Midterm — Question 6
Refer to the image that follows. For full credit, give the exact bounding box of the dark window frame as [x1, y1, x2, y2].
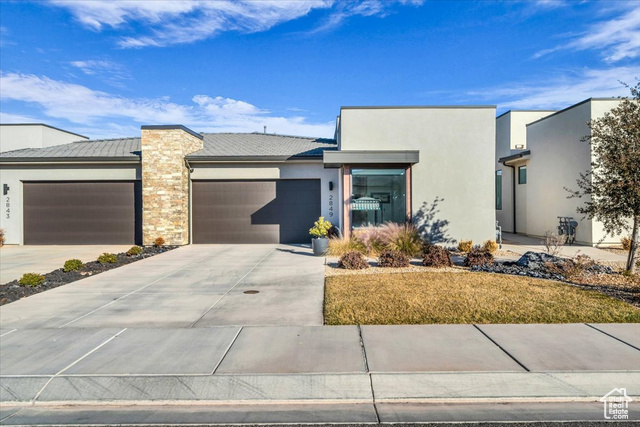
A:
[518, 165, 527, 185]
[495, 170, 503, 210]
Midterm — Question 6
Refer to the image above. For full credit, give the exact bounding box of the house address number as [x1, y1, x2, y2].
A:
[328, 194, 334, 217]
[4, 196, 10, 219]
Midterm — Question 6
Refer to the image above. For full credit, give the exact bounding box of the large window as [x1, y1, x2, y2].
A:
[518, 165, 527, 185]
[495, 170, 502, 210]
[351, 169, 406, 227]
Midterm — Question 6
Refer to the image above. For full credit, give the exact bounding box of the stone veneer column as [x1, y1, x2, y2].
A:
[140, 125, 203, 246]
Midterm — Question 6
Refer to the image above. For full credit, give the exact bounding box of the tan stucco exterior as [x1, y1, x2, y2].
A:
[338, 106, 497, 244]
[495, 111, 555, 233]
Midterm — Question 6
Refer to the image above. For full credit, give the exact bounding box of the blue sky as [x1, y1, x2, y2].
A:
[1, 0, 639, 139]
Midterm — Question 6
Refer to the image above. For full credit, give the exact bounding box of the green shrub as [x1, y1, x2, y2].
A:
[380, 222, 423, 256]
[464, 248, 494, 267]
[458, 240, 473, 253]
[63, 259, 83, 272]
[378, 249, 410, 268]
[309, 217, 332, 238]
[154, 237, 165, 247]
[19, 273, 45, 287]
[338, 251, 369, 270]
[422, 244, 453, 267]
[127, 245, 143, 256]
[621, 236, 632, 251]
[327, 236, 366, 256]
[97, 253, 117, 264]
[483, 240, 499, 254]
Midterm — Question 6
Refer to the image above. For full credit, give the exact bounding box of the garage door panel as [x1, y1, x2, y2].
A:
[192, 180, 320, 244]
[23, 181, 140, 245]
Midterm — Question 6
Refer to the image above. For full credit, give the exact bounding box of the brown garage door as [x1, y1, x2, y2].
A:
[23, 181, 141, 245]
[192, 180, 321, 244]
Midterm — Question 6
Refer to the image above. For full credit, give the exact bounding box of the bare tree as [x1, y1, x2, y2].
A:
[567, 82, 640, 273]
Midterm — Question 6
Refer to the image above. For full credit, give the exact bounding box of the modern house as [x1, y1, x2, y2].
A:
[0, 123, 89, 152]
[0, 106, 497, 246]
[496, 98, 627, 246]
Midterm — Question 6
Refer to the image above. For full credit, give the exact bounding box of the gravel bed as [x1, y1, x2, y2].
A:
[0, 246, 177, 305]
[325, 258, 463, 276]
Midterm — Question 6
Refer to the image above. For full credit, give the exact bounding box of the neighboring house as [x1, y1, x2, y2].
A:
[0, 105, 497, 246]
[496, 98, 627, 246]
[0, 123, 89, 152]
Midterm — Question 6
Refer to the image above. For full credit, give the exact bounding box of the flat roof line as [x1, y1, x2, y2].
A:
[496, 109, 557, 120]
[0, 123, 89, 139]
[141, 125, 203, 140]
[340, 105, 496, 111]
[526, 97, 621, 127]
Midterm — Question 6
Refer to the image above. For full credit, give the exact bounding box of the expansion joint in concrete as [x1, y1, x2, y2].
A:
[473, 324, 530, 372]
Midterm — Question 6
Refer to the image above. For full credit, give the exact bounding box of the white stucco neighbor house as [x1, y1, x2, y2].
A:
[0, 105, 497, 246]
[0, 123, 89, 152]
[495, 98, 629, 246]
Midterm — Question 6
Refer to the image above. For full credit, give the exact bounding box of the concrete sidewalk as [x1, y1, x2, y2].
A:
[1, 323, 639, 424]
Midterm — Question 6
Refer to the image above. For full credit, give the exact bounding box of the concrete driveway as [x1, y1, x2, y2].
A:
[0, 244, 325, 328]
[0, 245, 131, 284]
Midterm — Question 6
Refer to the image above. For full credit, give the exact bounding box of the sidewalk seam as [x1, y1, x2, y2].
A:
[0, 408, 22, 423]
[31, 328, 128, 404]
[211, 327, 243, 375]
[357, 325, 380, 423]
[585, 323, 640, 351]
[189, 248, 276, 328]
[473, 324, 530, 372]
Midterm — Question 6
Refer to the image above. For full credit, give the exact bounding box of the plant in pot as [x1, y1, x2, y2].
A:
[309, 217, 332, 256]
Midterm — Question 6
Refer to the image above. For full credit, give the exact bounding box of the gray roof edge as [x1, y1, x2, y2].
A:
[141, 125, 203, 140]
[186, 155, 323, 162]
[341, 105, 497, 111]
[202, 132, 337, 143]
[0, 123, 89, 139]
[496, 109, 557, 120]
[0, 156, 140, 164]
[323, 150, 419, 165]
[498, 150, 531, 164]
[526, 97, 622, 127]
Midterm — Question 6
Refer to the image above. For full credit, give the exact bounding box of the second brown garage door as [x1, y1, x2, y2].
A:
[192, 180, 321, 244]
[23, 181, 141, 245]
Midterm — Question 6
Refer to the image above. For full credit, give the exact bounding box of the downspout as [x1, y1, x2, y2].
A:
[504, 162, 517, 233]
[185, 158, 193, 245]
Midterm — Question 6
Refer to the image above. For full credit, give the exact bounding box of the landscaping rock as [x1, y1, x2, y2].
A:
[0, 245, 177, 305]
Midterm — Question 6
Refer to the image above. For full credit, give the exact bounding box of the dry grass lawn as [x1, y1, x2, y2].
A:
[324, 271, 640, 325]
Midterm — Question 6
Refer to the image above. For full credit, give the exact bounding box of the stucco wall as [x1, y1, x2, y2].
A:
[495, 111, 555, 233]
[525, 99, 623, 245]
[0, 125, 88, 152]
[0, 164, 140, 245]
[339, 107, 496, 244]
[190, 162, 341, 231]
[495, 114, 513, 232]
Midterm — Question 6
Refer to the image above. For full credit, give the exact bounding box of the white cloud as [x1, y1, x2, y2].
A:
[0, 72, 335, 138]
[534, 4, 640, 63]
[0, 111, 40, 124]
[49, 0, 423, 48]
[70, 59, 131, 87]
[468, 67, 640, 110]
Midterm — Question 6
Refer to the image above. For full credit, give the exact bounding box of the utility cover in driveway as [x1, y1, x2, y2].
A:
[192, 180, 320, 244]
[23, 181, 141, 245]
